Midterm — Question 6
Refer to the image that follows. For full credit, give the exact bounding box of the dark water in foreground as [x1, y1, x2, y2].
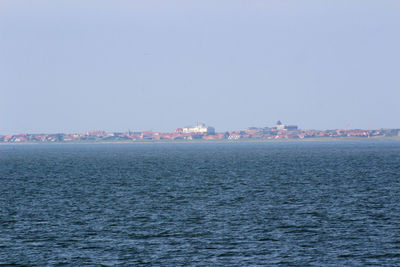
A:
[1, 141, 400, 266]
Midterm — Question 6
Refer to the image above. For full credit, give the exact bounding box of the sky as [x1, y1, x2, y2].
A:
[1, 0, 400, 134]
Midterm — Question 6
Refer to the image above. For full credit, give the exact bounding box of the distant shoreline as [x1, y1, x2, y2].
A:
[1, 136, 400, 145]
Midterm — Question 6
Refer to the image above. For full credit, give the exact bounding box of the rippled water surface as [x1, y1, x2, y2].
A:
[1, 141, 400, 266]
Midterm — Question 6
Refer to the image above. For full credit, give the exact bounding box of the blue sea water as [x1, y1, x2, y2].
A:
[1, 141, 400, 266]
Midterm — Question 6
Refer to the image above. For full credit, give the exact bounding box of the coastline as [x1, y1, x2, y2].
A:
[1, 136, 400, 145]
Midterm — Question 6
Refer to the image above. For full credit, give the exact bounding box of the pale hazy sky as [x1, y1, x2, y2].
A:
[1, 1, 399, 134]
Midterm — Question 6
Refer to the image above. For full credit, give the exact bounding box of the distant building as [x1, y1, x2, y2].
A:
[181, 123, 215, 134]
[245, 127, 260, 134]
[276, 120, 298, 131]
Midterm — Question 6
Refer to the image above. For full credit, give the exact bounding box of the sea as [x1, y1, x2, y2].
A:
[1, 141, 400, 266]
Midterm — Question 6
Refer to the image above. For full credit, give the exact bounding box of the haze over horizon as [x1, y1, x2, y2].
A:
[1, 1, 399, 135]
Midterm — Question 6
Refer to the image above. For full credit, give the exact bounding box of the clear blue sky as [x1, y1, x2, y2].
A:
[1, 1, 399, 134]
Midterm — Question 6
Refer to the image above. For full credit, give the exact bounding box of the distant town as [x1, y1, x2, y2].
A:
[1, 121, 400, 143]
